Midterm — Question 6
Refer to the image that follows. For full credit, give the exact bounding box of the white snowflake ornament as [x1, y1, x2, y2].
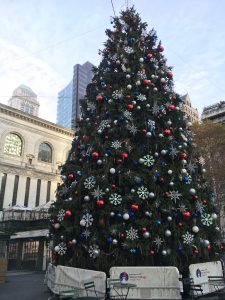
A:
[80, 213, 94, 227]
[55, 242, 67, 256]
[111, 140, 122, 149]
[201, 213, 213, 226]
[112, 90, 122, 99]
[182, 232, 194, 244]
[141, 154, 155, 167]
[124, 46, 134, 54]
[137, 186, 149, 199]
[84, 176, 96, 189]
[109, 194, 122, 206]
[126, 227, 139, 240]
[57, 209, 65, 222]
[88, 244, 100, 258]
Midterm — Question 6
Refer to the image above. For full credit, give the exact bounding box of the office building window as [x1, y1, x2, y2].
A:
[4, 133, 22, 156]
[12, 175, 19, 206]
[35, 179, 41, 207]
[0, 173, 7, 209]
[38, 143, 52, 163]
[24, 177, 31, 207]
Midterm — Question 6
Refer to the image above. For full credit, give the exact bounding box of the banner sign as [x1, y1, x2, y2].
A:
[109, 266, 182, 299]
[189, 261, 224, 295]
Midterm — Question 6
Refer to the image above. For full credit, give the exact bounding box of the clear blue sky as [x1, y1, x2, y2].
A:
[0, 0, 224, 122]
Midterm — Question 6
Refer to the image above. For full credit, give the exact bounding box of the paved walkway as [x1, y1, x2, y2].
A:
[0, 271, 51, 300]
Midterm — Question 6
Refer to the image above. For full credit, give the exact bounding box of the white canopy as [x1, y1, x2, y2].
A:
[4, 204, 34, 211]
[35, 201, 54, 211]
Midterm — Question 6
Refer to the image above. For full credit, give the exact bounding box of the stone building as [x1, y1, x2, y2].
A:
[202, 101, 225, 123]
[8, 85, 40, 117]
[181, 94, 199, 123]
[0, 99, 73, 271]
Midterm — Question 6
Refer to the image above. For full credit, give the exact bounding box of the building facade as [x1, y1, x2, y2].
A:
[0, 103, 73, 209]
[57, 80, 73, 128]
[57, 61, 94, 129]
[202, 101, 225, 123]
[180, 94, 199, 123]
[0, 102, 74, 271]
[8, 85, 40, 117]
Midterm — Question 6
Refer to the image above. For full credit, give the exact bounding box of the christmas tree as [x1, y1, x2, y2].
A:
[49, 7, 223, 276]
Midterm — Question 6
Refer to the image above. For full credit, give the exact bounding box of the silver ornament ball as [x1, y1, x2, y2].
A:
[54, 245, 60, 252]
[123, 213, 130, 220]
[189, 188, 196, 195]
[84, 195, 90, 202]
[110, 168, 116, 174]
[165, 230, 172, 237]
[192, 226, 199, 233]
[143, 231, 150, 239]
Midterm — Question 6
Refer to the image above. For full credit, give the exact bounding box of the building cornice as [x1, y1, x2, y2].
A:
[0, 161, 61, 181]
[0, 103, 74, 137]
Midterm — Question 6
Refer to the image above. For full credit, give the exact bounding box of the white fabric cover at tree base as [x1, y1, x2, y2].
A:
[189, 260, 225, 295]
[46, 263, 106, 297]
[109, 266, 182, 299]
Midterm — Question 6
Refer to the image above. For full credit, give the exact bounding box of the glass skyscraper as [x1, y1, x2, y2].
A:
[57, 61, 94, 129]
[57, 80, 73, 128]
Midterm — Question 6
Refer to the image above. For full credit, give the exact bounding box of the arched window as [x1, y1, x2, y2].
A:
[4, 133, 22, 156]
[38, 143, 52, 163]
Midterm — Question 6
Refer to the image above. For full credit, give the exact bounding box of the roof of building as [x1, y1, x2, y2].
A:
[13, 84, 37, 97]
[0, 102, 74, 137]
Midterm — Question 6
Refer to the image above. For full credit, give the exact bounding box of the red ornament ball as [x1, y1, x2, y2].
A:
[131, 204, 139, 211]
[111, 184, 117, 189]
[68, 173, 75, 180]
[92, 151, 100, 158]
[167, 71, 173, 78]
[147, 53, 153, 59]
[120, 233, 125, 239]
[121, 153, 129, 159]
[127, 104, 134, 110]
[164, 129, 172, 135]
[97, 199, 105, 206]
[143, 79, 150, 85]
[149, 250, 155, 255]
[202, 199, 207, 205]
[141, 227, 147, 232]
[180, 153, 188, 159]
[183, 211, 191, 218]
[65, 210, 72, 217]
[178, 222, 183, 227]
[97, 95, 103, 102]
[168, 104, 175, 111]
[67, 240, 73, 248]
[116, 159, 123, 164]
[159, 45, 165, 52]
[194, 195, 199, 201]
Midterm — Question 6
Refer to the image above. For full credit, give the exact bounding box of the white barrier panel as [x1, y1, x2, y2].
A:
[189, 261, 224, 295]
[46, 263, 106, 297]
[109, 266, 182, 299]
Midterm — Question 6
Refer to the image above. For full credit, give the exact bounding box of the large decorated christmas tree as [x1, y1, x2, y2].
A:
[49, 7, 223, 276]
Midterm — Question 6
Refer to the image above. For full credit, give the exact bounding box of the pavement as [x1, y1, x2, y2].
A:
[0, 271, 223, 300]
[0, 271, 51, 300]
